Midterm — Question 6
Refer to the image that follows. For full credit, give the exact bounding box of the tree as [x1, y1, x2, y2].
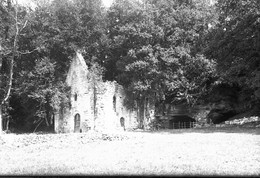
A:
[205, 0, 260, 110]
[102, 0, 218, 128]
[1, 0, 231, 132]
[106, 0, 217, 106]
[0, 0, 32, 132]
[5, 0, 108, 132]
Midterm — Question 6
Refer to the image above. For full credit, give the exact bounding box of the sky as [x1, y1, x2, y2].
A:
[102, 0, 114, 8]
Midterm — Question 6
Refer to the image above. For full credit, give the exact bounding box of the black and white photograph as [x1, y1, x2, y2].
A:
[0, 0, 260, 176]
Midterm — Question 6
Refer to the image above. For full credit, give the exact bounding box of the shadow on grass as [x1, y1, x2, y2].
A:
[132, 126, 260, 135]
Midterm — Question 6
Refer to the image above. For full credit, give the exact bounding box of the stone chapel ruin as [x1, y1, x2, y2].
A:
[54, 52, 155, 133]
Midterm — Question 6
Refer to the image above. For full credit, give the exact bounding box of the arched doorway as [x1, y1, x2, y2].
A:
[74, 113, 80, 133]
[120, 117, 125, 131]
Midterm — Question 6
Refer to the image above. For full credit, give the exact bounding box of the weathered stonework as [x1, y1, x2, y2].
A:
[55, 52, 154, 133]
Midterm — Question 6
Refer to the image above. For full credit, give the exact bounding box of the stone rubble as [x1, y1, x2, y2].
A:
[0, 131, 130, 149]
[225, 116, 260, 125]
[193, 116, 260, 128]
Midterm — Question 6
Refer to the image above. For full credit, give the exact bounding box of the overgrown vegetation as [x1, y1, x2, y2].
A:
[0, 129, 259, 175]
[1, 0, 260, 132]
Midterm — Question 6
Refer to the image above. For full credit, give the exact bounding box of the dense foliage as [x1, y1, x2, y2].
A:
[0, 0, 260, 132]
[205, 0, 260, 111]
[106, 0, 217, 105]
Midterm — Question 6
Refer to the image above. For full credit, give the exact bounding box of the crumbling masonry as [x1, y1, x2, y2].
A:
[54, 52, 155, 133]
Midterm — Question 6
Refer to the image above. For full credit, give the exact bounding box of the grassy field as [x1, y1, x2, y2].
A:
[0, 127, 260, 176]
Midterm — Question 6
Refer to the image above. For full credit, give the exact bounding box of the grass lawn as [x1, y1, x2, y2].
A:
[0, 127, 260, 176]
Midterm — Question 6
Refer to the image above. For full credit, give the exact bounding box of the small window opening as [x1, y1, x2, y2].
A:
[113, 95, 116, 112]
[74, 93, 77, 101]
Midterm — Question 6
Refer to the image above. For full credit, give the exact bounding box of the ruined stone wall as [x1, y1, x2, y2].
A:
[112, 83, 139, 130]
[55, 52, 93, 133]
[55, 52, 149, 133]
[92, 81, 117, 131]
[93, 81, 139, 131]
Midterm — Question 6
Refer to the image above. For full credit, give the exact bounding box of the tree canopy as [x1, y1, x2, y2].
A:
[105, 0, 217, 105]
[1, 0, 260, 132]
[205, 0, 260, 109]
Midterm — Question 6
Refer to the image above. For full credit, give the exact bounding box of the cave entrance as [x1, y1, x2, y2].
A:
[169, 115, 196, 129]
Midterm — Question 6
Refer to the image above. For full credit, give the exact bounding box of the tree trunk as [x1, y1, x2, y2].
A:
[0, 51, 2, 133]
[0, 2, 19, 133]
[5, 117, 9, 131]
[0, 55, 2, 71]
[45, 95, 51, 127]
[0, 105, 2, 134]
[33, 119, 43, 133]
[1, 4, 17, 106]
[93, 81, 97, 130]
[137, 97, 145, 129]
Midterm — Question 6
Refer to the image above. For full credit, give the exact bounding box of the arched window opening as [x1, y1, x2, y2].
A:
[113, 95, 116, 112]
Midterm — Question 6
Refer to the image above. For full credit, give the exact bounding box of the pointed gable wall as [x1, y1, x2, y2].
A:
[59, 52, 93, 133]
[66, 51, 89, 89]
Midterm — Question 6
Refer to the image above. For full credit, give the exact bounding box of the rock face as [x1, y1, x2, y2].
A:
[207, 109, 236, 124]
[54, 52, 155, 133]
[154, 103, 210, 129]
